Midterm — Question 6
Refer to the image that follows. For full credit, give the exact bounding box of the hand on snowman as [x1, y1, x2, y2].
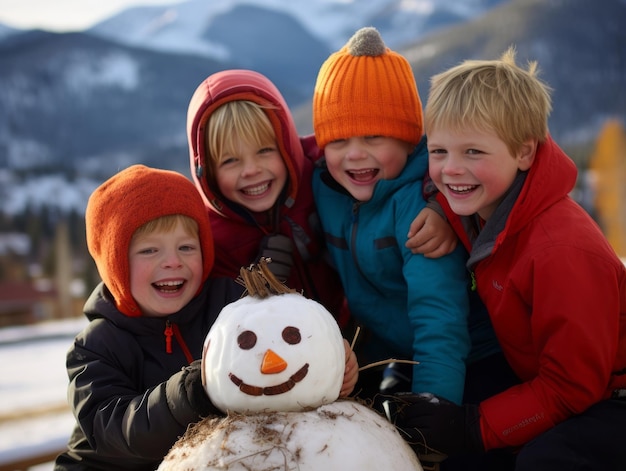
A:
[182, 360, 220, 418]
[386, 392, 483, 458]
[340, 339, 359, 397]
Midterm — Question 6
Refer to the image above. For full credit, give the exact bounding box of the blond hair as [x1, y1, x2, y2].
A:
[204, 100, 278, 184]
[133, 214, 199, 240]
[425, 46, 552, 155]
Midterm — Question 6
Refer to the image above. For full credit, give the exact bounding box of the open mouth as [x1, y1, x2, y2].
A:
[448, 184, 478, 194]
[347, 168, 378, 182]
[153, 280, 184, 293]
[229, 363, 309, 396]
[241, 181, 271, 196]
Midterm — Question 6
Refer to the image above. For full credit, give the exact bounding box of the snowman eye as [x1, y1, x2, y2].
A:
[282, 326, 301, 345]
[237, 330, 257, 350]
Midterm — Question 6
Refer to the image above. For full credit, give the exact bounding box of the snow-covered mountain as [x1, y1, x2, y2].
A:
[0, 0, 508, 216]
[0, 0, 624, 217]
[0, 23, 19, 40]
[88, 0, 505, 58]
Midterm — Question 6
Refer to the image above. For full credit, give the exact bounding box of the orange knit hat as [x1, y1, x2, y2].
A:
[85, 165, 214, 317]
[313, 27, 423, 149]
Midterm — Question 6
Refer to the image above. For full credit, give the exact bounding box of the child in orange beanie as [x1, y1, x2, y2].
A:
[54, 164, 245, 470]
[311, 27, 503, 408]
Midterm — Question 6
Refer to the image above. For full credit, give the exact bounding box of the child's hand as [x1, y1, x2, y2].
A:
[257, 234, 293, 282]
[340, 339, 358, 397]
[406, 207, 457, 258]
[183, 360, 219, 417]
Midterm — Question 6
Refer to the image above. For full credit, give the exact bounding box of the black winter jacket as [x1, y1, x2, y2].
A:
[54, 277, 243, 470]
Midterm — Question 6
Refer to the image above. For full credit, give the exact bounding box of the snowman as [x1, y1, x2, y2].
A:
[158, 260, 423, 471]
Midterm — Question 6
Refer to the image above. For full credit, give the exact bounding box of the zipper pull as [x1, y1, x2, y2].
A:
[470, 272, 477, 292]
[164, 320, 173, 354]
[351, 202, 360, 223]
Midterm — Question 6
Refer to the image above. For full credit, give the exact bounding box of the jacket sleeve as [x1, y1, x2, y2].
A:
[66, 321, 209, 464]
[397, 191, 471, 405]
[478, 245, 622, 450]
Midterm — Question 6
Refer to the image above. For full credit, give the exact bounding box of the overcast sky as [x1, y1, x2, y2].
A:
[0, 0, 185, 32]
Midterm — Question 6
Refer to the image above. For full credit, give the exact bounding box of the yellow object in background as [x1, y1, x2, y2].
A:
[589, 119, 626, 257]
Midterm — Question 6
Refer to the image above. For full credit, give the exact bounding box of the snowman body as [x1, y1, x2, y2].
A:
[159, 287, 423, 470]
[159, 400, 423, 470]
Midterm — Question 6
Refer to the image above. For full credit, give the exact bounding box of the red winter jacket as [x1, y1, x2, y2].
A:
[187, 69, 347, 325]
[439, 136, 626, 450]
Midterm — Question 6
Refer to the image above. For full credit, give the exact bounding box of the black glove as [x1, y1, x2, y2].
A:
[257, 234, 294, 282]
[182, 360, 218, 417]
[384, 392, 483, 460]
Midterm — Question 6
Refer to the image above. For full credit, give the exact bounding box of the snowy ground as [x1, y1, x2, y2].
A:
[0, 317, 88, 470]
[3, 258, 626, 469]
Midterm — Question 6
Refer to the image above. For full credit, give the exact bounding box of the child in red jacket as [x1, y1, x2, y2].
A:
[398, 47, 626, 470]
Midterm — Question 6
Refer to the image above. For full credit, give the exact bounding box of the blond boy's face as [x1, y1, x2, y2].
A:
[427, 126, 534, 221]
[324, 136, 412, 202]
[129, 220, 203, 317]
[215, 139, 287, 213]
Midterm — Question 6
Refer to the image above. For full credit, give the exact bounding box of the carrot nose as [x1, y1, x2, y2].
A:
[261, 349, 287, 374]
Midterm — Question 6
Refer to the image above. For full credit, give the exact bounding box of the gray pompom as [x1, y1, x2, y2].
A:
[347, 27, 386, 57]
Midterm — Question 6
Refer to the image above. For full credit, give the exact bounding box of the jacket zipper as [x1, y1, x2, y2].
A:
[164, 320, 173, 353]
[350, 202, 362, 272]
[164, 319, 194, 364]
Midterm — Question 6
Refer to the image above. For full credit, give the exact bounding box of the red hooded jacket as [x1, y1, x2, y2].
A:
[439, 136, 626, 450]
[187, 69, 347, 325]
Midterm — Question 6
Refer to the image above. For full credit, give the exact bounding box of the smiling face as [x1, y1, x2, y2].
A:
[214, 138, 288, 213]
[206, 100, 289, 214]
[427, 126, 535, 221]
[324, 136, 413, 202]
[202, 293, 345, 413]
[128, 218, 203, 317]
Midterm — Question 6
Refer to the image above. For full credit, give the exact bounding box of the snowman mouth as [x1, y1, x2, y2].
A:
[229, 363, 309, 396]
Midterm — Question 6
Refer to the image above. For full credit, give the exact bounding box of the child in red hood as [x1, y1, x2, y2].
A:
[186, 69, 453, 332]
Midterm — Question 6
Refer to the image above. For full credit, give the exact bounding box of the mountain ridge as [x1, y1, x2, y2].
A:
[0, 0, 624, 216]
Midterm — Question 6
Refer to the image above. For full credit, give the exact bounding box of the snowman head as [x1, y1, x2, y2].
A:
[202, 260, 345, 414]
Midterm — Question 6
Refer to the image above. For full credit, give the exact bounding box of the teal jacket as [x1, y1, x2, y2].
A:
[312, 137, 471, 404]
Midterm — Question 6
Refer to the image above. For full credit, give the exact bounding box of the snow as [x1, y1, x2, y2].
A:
[158, 401, 423, 471]
[0, 317, 88, 469]
[0, 173, 100, 215]
[89, 0, 491, 58]
[62, 51, 140, 93]
[0, 0, 186, 33]
[2, 267, 626, 469]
